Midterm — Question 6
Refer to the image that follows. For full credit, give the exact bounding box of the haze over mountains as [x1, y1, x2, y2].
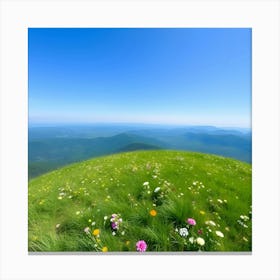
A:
[28, 124, 252, 179]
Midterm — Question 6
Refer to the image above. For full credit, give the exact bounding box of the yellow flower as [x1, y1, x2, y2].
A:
[199, 210, 205, 215]
[150, 209, 157, 217]
[93, 229, 100, 236]
[102, 246, 108, 252]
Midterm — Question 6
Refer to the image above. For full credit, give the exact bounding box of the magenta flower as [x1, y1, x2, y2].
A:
[187, 218, 196, 226]
[136, 240, 147, 252]
[111, 222, 118, 230]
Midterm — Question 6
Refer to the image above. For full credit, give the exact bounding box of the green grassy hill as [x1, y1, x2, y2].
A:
[28, 150, 252, 252]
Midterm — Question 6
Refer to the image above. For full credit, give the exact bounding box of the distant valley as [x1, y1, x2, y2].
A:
[28, 124, 252, 179]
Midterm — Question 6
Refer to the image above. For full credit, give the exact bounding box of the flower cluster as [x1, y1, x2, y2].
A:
[110, 213, 123, 231]
[176, 217, 206, 250]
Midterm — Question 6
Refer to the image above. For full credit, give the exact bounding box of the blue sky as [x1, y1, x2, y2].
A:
[28, 28, 251, 127]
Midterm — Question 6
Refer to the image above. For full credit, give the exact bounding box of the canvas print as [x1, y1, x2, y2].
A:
[28, 28, 252, 253]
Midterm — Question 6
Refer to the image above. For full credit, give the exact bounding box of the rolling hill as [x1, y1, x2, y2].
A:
[28, 150, 252, 252]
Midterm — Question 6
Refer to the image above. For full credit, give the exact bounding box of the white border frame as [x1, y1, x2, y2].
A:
[0, 0, 279, 279]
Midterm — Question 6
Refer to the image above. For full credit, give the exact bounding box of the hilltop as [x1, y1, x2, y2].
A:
[28, 150, 252, 252]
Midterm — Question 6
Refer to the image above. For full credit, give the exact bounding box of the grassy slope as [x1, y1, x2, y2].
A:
[28, 150, 252, 252]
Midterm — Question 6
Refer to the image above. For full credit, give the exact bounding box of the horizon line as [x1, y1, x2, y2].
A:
[28, 121, 251, 130]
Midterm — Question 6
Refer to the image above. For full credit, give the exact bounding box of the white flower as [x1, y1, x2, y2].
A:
[217, 199, 223, 204]
[143, 182, 149, 186]
[189, 237, 195, 244]
[112, 231, 116, 236]
[205, 220, 216, 226]
[179, 227, 189, 237]
[154, 187, 161, 193]
[104, 216, 108, 220]
[215, 231, 224, 238]
[196, 237, 205, 246]
[240, 215, 249, 221]
[84, 227, 90, 234]
[55, 224, 60, 229]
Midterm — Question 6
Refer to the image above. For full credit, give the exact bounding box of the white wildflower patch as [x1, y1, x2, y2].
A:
[196, 237, 205, 246]
[189, 237, 195, 244]
[154, 187, 161, 193]
[179, 228, 189, 237]
[215, 231, 224, 238]
[205, 220, 216, 226]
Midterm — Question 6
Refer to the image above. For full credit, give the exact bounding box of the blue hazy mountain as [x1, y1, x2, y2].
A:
[28, 124, 251, 179]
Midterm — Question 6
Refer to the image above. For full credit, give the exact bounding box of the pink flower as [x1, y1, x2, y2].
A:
[187, 218, 196, 226]
[136, 240, 147, 252]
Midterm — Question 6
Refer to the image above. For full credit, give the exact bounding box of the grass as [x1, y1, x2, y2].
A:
[28, 150, 252, 252]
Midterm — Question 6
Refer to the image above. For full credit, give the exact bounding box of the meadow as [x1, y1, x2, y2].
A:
[28, 150, 252, 252]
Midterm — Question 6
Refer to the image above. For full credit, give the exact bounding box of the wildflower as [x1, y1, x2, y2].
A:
[93, 229, 100, 236]
[150, 209, 157, 217]
[240, 215, 249, 221]
[196, 237, 205, 246]
[102, 246, 108, 252]
[125, 241, 130, 246]
[189, 237, 195, 244]
[154, 187, 161, 193]
[76, 211, 80, 215]
[225, 227, 230, 231]
[199, 210, 205, 215]
[84, 227, 90, 234]
[217, 199, 223, 204]
[111, 222, 118, 230]
[136, 240, 147, 252]
[187, 218, 196, 226]
[104, 216, 108, 220]
[179, 228, 189, 237]
[55, 224, 60, 229]
[110, 213, 122, 230]
[243, 237, 248, 242]
[205, 220, 216, 226]
[215, 231, 224, 238]
[143, 182, 149, 186]
[198, 229, 203, 235]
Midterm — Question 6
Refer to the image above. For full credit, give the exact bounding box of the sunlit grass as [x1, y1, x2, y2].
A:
[28, 150, 252, 252]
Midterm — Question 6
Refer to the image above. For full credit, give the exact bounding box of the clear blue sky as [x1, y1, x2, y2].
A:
[28, 28, 251, 127]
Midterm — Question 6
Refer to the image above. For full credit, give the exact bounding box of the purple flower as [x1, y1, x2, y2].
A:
[187, 218, 196, 226]
[136, 240, 147, 252]
[111, 222, 118, 230]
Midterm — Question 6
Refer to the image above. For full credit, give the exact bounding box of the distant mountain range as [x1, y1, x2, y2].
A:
[28, 124, 252, 179]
